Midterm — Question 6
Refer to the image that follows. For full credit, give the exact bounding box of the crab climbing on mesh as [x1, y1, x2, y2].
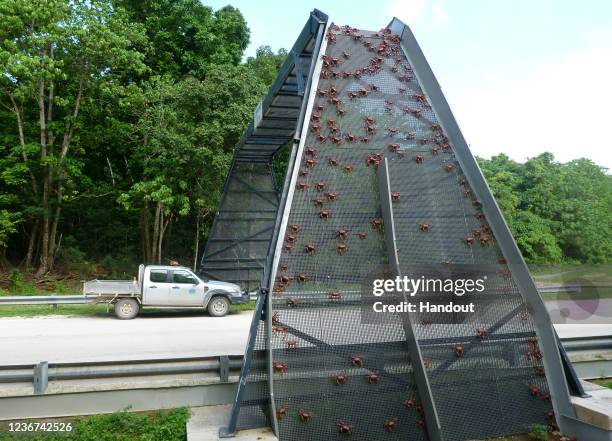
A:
[325, 192, 338, 201]
[296, 181, 309, 190]
[336, 227, 349, 240]
[273, 361, 288, 375]
[315, 181, 327, 191]
[337, 421, 353, 435]
[453, 344, 465, 357]
[276, 405, 288, 419]
[344, 164, 353, 173]
[351, 356, 364, 367]
[414, 155, 425, 164]
[390, 192, 401, 202]
[332, 373, 349, 385]
[336, 243, 348, 255]
[319, 210, 331, 219]
[419, 223, 431, 232]
[298, 410, 313, 423]
[303, 244, 317, 255]
[296, 273, 309, 283]
[286, 297, 298, 307]
[383, 418, 398, 432]
[328, 289, 342, 300]
[371, 218, 383, 230]
[357, 232, 367, 240]
[366, 371, 380, 384]
[475, 327, 489, 338]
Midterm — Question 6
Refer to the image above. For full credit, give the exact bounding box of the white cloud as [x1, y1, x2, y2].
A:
[447, 47, 612, 170]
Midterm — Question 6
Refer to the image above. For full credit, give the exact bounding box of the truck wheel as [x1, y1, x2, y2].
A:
[114, 298, 140, 320]
[207, 296, 230, 317]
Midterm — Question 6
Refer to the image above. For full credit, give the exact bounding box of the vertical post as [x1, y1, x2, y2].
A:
[219, 292, 266, 438]
[377, 158, 443, 441]
[219, 355, 230, 383]
[33, 361, 48, 394]
[265, 14, 328, 439]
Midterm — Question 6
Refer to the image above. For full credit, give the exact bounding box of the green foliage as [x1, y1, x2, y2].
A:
[0, 408, 190, 441]
[478, 153, 611, 264]
[527, 423, 550, 440]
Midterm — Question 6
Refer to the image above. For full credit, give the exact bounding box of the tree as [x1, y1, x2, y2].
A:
[0, 0, 147, 274]
[119, 67, 266, 264]
[116, 0, 249, 79]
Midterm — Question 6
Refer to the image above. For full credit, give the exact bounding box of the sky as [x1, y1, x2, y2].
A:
[205, 0, 612, 170]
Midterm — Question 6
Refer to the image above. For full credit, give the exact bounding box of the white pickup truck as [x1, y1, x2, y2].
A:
[83, 265, 249, 319]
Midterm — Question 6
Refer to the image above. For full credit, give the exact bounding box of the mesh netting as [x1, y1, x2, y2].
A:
[235, 24, 553, 441]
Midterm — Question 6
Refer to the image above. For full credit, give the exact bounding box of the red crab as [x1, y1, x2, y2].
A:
[304, 158, 317, 168]
[414, 155, 425, 164]
[298, 170, 309, 177]
[444, 164, 456, 173]
[336, 243, 348, 255]
[364, 116, 375, 125]
[365, 124, 377, 134]
[453, 344, 465, 357]
[475, 327, 489, 338]
[403, 399, 415, 408]
[345, 131, 358, 142]
[387, 127, 399, 135]
[296, 181, 309, 190]
[312, 198, 325, 206]
[328, 289, 342, 300]
[479, 235, 492, 246]
[286, 297, 298, 307]
[388, 143, 400, 152]
[333, 373, 349, 385]
[331, 135, 344, 145]
[305, 146, 318, 157]
[336, 227, 349, 240]
[315, 181, 327, 191]
[285, 234, 297, 243]
[419, 223, 431, 232]
[279, 262, 288, 271]
[304, 244, 317, 255]
[464, 235, 475, 246]
[366, 153, 382, 167]
[360, 136, 370, 143]
[277, 405, 288, 419]
[316, 133, 327, 143]
[273, 361, 288, 375]
[337, 421, 353, 435]
[371, 218, 383, 230]
[344, 164, 353, 173]
[286, 340, 298, 349]
[351, 356, 364, 367]
[423, 358, 430, 368]
[431, 147, 440, 155]
[416, 420, 426, 429]
[391, 192, 401, 202]
[336, 107, 345, 116]
[528, 385, 541, 397]
[357, 232, 367, 240]
[366, 371, 380, 384]
[296, 273, 309, 283]
[282, 243, 293, 252]
[298, 410, 313, 423]
[328, 158, 340, 166]
[319, 210, 331, 219]
[342, 51, 351, 59]
[325, 192, 338, 201]
[384, 418, 398, 432]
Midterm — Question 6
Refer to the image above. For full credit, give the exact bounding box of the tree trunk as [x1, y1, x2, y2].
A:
[193, 216, 200, 271]
[25, 220, 39, 268]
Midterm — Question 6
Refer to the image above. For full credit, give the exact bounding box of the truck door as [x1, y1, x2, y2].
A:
[143, 269, 172, 305]
[170, 269, 202, 306]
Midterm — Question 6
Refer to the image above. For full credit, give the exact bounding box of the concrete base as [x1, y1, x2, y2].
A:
[187, 405, 277, 441]
[572, 381, 612, 431]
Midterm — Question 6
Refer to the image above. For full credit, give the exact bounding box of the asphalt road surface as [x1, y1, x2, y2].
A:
[0, 311, 254, 365]
[1, 309, 610, 365]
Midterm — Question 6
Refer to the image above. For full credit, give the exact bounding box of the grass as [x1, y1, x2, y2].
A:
[592, 378, 612, 390]
[0, 301, 256, 319]
[0, 408, 189, 441]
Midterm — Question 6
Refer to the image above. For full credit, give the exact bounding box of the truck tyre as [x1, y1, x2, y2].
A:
[207, 296, 230, 317]
[114, 298, 140, 320]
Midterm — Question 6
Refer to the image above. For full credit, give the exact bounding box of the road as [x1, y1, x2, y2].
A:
[0, 311, 254, 365]
[1, 310, 610, 365]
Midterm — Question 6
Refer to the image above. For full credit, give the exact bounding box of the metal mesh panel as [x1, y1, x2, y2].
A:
[235, 23, 555, 441]
[200, 162, 278, 290]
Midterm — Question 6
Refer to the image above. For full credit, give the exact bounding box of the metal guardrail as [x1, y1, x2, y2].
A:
[0, 295, 95, 306]
[0, 356, 244, 394]
[0, 337, 609, 394]
[0, 284, 594, 307]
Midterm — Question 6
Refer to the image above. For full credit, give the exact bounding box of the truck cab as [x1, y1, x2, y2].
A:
[112, 265, 248, 319]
